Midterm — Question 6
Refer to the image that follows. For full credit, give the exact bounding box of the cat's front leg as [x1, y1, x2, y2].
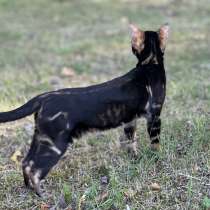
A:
[120, 119, 138, 156]
[147, 115, 161, 151]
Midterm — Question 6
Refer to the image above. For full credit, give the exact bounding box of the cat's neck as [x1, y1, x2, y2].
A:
[136, 59, 164, 69]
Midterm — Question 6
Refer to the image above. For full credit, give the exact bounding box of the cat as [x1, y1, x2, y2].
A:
[120, 23, 169, 155]
[0, 23, 169, 196]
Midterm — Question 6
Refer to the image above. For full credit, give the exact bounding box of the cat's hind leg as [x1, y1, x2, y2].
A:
[22, 129, 71, 196]
[120, 119, 138, 157]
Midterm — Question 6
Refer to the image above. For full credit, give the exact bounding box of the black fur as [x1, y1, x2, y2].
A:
[0, 27, 167, 196]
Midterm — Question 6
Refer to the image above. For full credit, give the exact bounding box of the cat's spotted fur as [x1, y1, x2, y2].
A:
[0, 24, 169, 196]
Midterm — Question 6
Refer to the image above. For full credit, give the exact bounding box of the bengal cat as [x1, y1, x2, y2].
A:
[0, 23, 169, 196]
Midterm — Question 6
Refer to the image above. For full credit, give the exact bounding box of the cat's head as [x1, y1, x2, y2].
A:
[130, 23, 169, 65]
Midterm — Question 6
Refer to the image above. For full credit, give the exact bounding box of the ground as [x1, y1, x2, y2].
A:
[0, 0, 210, 209]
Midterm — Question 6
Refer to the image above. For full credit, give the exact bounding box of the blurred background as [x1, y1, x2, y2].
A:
[0, 0, 210, 209]
[0, 0, 209, 111]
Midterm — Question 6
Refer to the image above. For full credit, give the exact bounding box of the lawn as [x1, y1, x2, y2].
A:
[0, 0, 210, 209]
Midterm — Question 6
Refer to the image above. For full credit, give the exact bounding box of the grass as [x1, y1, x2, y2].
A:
[0, 0, 210, 209]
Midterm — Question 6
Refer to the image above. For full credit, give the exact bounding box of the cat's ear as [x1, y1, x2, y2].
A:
[158, 23, 170, 51]
[130, 24, 144, 52]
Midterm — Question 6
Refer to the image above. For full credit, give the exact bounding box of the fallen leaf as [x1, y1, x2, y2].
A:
[40, 203, 50, 210]
[61, 67, 76, 77]
[11, 150, 22, 165]
[150, 182, 161, 191]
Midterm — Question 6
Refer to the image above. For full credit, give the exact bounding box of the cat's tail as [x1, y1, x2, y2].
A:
[0, 96, 41, 123]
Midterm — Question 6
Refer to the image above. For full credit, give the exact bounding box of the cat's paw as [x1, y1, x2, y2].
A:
[150, 143, 160, 151]
[120, 136, 138, 158]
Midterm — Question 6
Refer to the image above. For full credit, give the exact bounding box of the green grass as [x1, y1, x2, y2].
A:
[0, 0, 210, 209]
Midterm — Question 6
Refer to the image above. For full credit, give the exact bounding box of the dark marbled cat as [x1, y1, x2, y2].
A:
[0, 24, 169, 196]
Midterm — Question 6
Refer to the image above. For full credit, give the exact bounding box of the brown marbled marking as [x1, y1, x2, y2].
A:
[142, 52, 154, 65]
[150, 135, 160, 141]
[151, 126, 160, 131]
[47, 111, 63, 121]
[145, 101, 150, 110]
[152, 103, 161, 109]
[37, 105, 43, 118]
[49, 145, 61, 155]
[44, 111, 69, 122]
[146, 85, 153, 97]
[38, 134, 61, 155]
[31, 169, 41, 196]
[66, 122, 70, 130]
